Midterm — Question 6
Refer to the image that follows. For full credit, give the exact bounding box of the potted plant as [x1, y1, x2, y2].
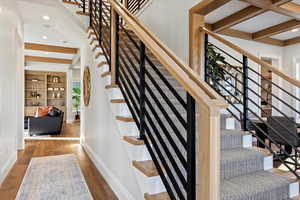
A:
[72, 88, 81, 120]
[207, 43, 226, 93]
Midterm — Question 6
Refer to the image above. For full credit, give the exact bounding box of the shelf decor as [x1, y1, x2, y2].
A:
[25, 70, 67, 118]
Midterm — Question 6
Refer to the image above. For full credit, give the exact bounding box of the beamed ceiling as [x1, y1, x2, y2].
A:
[204, 0, 300, 46]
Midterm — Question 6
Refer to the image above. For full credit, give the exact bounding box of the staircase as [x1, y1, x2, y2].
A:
[68, 0, 300, 199]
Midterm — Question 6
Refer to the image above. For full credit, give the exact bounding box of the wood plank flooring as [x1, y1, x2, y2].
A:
[0, 139, 118, 200]
[54, 121, 81, 138]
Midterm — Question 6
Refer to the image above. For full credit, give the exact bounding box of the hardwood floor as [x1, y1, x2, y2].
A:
[0, 140, 118, 200]
[54, 121, 81, 138]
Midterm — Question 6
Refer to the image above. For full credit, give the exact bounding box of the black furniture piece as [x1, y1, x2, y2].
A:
[249, 119, 268, 148]
[28, 112, 64, 136]
[267, 116, 300, 155]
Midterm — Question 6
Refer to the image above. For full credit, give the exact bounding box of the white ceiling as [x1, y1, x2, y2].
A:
[17, 0, 86, 62]
[293, 0, 300, 4]
[231, 11, 292, 33]
[205, 0, 300, 42]
[205, 0, 249, 24]
[271, 29, 300, 40]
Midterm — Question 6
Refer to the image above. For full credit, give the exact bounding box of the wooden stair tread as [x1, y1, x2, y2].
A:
[252, 146, 272, 155]
[105, 84, 118, 89]
[89, 38, 97, 45]
[116, 116, 135, 122]
[88, 32, 96, 39]
[62, 0, 80, 5]
[110, 99, 126, 103]
[133, 160, 159, 177]
[144, 192, 170, 200]
[95, 52, 104, 59]
[76, 11, 90, 16]
[101, 71, 111, 78]
[123, 136, 144, 145]
[98, 61, 108, 68]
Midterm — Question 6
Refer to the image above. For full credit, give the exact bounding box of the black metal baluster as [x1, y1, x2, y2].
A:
[89, 0, 92, 26]
[99, 0, 103, 43]
[204, 33, 209, 83]
[116, 13, 120, 84]
[139, 42, 146, 140]
[242, 55, 249, 131]
[83, 0, 86, 13]
[187, 93, 196, 200]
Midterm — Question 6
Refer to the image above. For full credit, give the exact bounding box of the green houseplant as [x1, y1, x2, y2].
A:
[207, 43, 226, 93]
[72, 88, 81, 120]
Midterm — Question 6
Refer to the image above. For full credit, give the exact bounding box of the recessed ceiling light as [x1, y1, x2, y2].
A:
[43, 35, 48, 40]
[292, 28, 299, 32]
[43, 15, 50, 20]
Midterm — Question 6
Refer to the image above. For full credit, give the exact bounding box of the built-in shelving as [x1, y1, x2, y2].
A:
[24, 70, 67, 117]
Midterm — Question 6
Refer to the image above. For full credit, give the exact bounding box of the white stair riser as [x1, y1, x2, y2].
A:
[289, 182, 299, 198]
[264, 155, 273, 170]
[114, 103, 131, 116]
[243, 134, 252, 148]
[106, 87, 123, 100]
[133, 168, 166, 195]
[125, 143, 151, 161]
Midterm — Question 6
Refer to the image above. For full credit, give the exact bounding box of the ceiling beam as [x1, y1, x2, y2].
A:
[240, 0, 300, 19]
[190, 0, 232, 15]
[24, 43, 78, 54]
[284, 36, 300, 46]
[212, 6, 264, 32]
[280, 2, 300, 15]
[218, 29, 284, 46]
[252, 19, 300, 40]
[25, 56, 73, 64]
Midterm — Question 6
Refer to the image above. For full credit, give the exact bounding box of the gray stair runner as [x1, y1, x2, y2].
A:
[115, 29, 297, 200]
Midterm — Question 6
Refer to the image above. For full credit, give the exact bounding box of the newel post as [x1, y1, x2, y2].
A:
[189, 10, 220, 200]
[197, 104, 221, 200]
[189, 12, 205, 76]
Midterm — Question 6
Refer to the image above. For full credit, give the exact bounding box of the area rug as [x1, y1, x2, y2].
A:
[16, 154, 93, 200]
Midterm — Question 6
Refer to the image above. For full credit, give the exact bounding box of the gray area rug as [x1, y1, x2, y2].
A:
[16, 154, 93, 200]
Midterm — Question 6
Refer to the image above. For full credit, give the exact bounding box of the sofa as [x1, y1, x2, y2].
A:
[27, 111, 64, 136]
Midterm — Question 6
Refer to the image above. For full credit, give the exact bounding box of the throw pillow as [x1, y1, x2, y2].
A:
[48, 107, 62, 117]
[35, 107, 52, 117]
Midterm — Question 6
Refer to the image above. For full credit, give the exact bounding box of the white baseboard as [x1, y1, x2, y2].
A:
[0, 152, 17, 186]
[82, 143, 137, 200]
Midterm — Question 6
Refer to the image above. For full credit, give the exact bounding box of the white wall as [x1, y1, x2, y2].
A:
[139, 0, 199, 63]
[80, 41, 142, 200]
[0, 0, 24, 185]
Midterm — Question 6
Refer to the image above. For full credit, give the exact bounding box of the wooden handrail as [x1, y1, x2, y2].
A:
[107, 0, 228, 110]
[201, 27, 300, 88]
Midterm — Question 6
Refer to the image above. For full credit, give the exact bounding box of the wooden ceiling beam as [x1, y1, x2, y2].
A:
[280, 2, 300, 16]
[24, 43, 78, 54]
[284, 36, 300, 46]
[240, 0, 300, 19]
[25, 56, 73, 64]
[190, 0, 232, 15]
[212, 6, 264, 32]
[272, 0, 293, 6]
[218, 29, 285, 46]
[252, 19, 300, 40]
